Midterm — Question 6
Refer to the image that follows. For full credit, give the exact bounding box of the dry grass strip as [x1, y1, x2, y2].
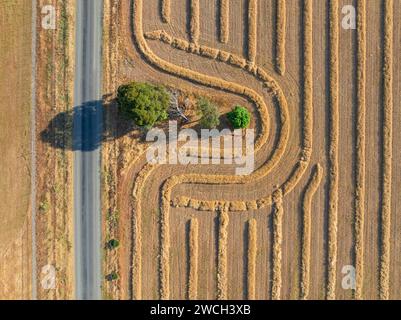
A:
[271, 190, 283, 300]
[247, 219, 257, 300]
[300, 164, 323, 300]
[159, 177, 178, 299]
[276, 0, 286, 75]
[247, 0, 258, 63]
[188, 218, 199, 300]
[353, 0, 366, 302]
[280, 0, 313, 199]
[161, 0, 171, 23]
[219, 0, 230, 43]
[327, 0, 339, 301]
[190, 0, 200, 44]
[217, 209, 229, 300]
[380, 0, 393, 301]
[131, 163, 156, 299]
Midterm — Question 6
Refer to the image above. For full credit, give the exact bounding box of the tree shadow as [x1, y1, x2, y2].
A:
[40, 98, 142, 151]
[41, 96, 238, 153]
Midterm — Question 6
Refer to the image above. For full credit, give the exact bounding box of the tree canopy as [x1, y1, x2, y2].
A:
[227, 105, 251, 129]
[197, 97, 220, 129]
[117, 82, 170, 127]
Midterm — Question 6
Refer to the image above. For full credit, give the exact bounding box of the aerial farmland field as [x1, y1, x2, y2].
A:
[0, 0, 33, 299]
[0, 0, 400, 304]
[101, 0, 401, 300]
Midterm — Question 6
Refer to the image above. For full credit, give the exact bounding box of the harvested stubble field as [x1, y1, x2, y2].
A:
[1, 0, 75, 300]
[0, 0, 33, 299]
[102, 0, 401, 300]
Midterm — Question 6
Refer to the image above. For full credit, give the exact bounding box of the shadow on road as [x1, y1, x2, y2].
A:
[41, 98, 235, 152]
[40, 99, 142, 151]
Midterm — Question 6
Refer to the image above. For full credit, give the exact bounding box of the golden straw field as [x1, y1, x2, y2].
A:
[101, 0, 401, 300]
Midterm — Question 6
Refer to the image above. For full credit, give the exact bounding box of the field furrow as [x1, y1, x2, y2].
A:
[275, 0, 286, 75]
[188, 218, 199, 300]
[379, 0, 393, 301]
[219, 0, 229, 43]
[300, 165, 323, 300]
[354, 0, 366, 301]
[327, 0, 339, 300]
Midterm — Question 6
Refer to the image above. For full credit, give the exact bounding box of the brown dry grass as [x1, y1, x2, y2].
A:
[33, 0, 75, 300]
[131, 0, 311, 301]
[217, 209, 229, 300]
[189, 0, 200, 44]
[102, 0, 401, 301]
[247, 219, 257, 300]
[300, 165, 323, 300]
[379, 0, 393, 301]
[353, 0, 366, 302]
[102, 0, 122, 299]
[275, 0, 286, 75]
[132, 163, 156, 299]
[327, 0, 339, 301]
[219, 0, 230, 43]
[247, 0, 258, 63]
[271, 190, 283, 300]
[161, 0, 171, 23]
[143, 28, 314, 213]
[0, 0, 32, 299]
[188, 218, 199, 300]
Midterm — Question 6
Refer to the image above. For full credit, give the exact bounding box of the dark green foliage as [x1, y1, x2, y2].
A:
[197, 97, 220, 129]
[106, 272, 119, 281]
[227, 105, 251, 129]
[117, 82, 170, 127]
[107, 239, 120, 250]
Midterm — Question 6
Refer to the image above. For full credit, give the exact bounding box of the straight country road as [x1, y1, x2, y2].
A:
[73, 0, 103, 300]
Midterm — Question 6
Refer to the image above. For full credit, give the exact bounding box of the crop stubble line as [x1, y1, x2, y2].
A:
[217, 209, 229, 300]
[189, 0, 200, 44]
[379, 0, 393, 301]
[271, 190, 283, 300]
[247, 0, 258, 63]
[219, 0, 229, 43]
[247, 219, 257, 300]
[353, 0, 366, 301]
[131, 0, 313, 299]
[131, 163, 156, 300]
[188, 218, 199, 300]
[161, 0, 170, 24]
[327, 0, 339, 301]
[300, 164, 323, 300]
[276, 0, 286, 75]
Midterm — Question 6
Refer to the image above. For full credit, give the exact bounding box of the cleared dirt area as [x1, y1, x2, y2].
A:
[0, 0, 33, 299]
[102, 0, 400, 300]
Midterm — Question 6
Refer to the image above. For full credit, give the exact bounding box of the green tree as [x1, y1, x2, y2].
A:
[106, 271, 119, 281]
[107, 239, 120, 250]
[197, 97, 220, 129]
[227, 105, 251, 129]
[117, 82, 170, 127]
